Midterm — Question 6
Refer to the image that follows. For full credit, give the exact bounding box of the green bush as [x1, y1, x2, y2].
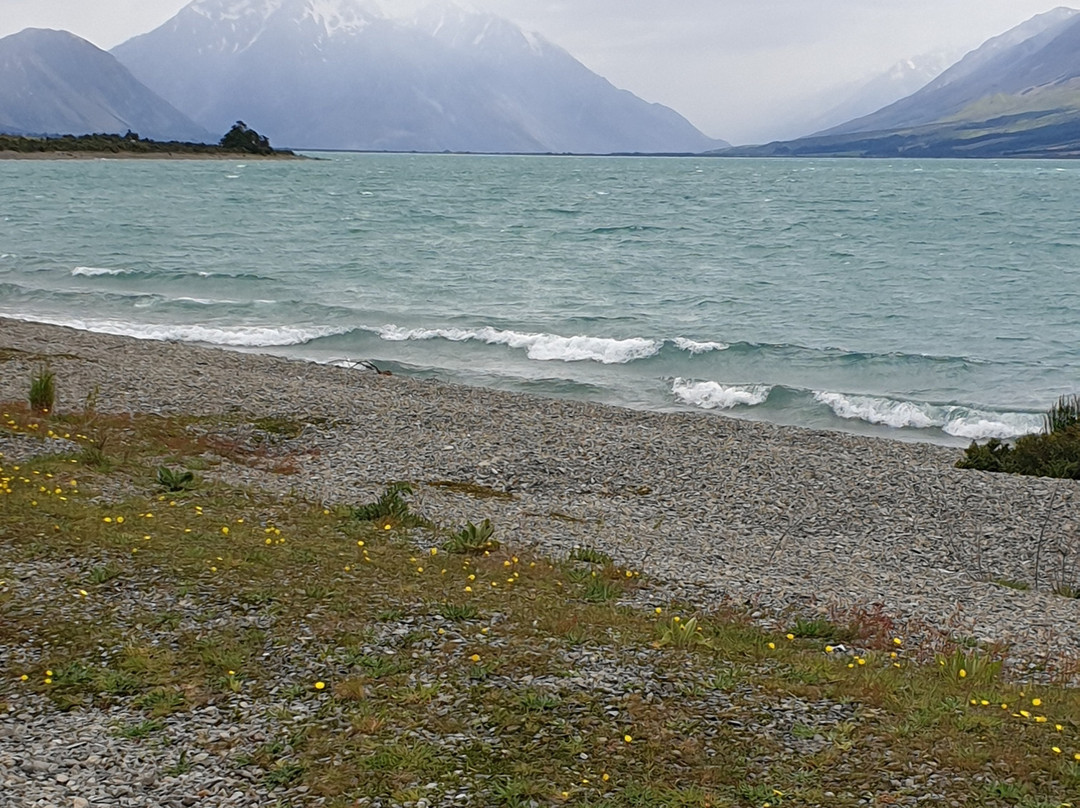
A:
[957, 395, 1080, 479]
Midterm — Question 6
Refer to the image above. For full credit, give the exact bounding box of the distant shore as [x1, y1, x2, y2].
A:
[0, 132, 300, 160]
[0, 150, 300, 160]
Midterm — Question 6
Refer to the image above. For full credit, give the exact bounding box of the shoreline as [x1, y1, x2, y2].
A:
[0, 150, 302, 160]
[2, 315, 1080, 670]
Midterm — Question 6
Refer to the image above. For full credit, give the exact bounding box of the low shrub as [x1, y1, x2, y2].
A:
[957, 395, 1080, 479]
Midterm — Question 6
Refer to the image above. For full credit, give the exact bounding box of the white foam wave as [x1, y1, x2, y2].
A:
[814, 392, 936, 429]
[672, 379, 772, 410]
[673, 337, 729, 354]
[9, 315, 349, 347]
[72, 266, 130, 277]
[813, 391, 1041, 439]
[378, 325, 660, 364]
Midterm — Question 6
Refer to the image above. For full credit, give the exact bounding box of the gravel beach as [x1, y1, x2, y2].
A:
[2, 316, 1079, 667]
[4, 316, 1080, 807]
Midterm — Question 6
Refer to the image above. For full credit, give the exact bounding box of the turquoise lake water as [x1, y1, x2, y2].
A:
[2, 153, 1078, 444]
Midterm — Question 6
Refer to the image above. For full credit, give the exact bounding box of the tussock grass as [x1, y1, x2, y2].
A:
[3, 400, 1080, 806]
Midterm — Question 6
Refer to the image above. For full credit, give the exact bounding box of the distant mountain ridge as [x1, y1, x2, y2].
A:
[821, 6, 1080, 136]
[0, 28, 211, 142]
[717, 7, 1080, 158]
[111, 0, 727, 153]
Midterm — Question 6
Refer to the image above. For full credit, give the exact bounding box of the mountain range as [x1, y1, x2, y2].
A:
[0, 28, 210, 142]
[106, 0, 725, 154]
[6, 3, 1080, 157]
[718, 6, 1080, 158]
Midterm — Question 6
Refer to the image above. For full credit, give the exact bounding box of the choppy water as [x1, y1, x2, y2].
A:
[2, 153, 1078, 444]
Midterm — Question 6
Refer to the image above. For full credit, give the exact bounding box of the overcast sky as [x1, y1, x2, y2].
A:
[2, 0, 1072, 143]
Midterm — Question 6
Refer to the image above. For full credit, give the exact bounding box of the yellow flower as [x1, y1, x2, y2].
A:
[1052, 746, 1062, 754]
[959, 669, 967, 678]
[767, 642, 775, 650]
[221, 526, 229, 535]
[19, 674, 27, 681]
[655, 607, 662, 615]
[470, 654, 480, 662]
[1032, 698, 1042, 707]
[314, 681, 326, 690]
[383, 524, 392, 531]
[785, 633, 794, 641]
[825, 645, 834, 653]
[624, 734, 633, 743]
[1020, 710, 1031, 718]
[893, 637, 902, 646]
[357, 540, 364, 547]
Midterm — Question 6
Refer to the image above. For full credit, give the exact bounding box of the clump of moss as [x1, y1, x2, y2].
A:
[958, 395, 1080, 479]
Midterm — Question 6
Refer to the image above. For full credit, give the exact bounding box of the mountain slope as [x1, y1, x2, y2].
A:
[111, 0, 727, 153]
[822, 7, 1080, 137]
[0, 28, 212, 142]
[715, 8, 1080, 159]
[797, 52, 956, 139]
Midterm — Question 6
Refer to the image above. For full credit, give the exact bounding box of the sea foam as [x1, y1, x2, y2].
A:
[11, 315, 349, 348]
[813, 391, 1041, 439]
[672, 337, 729, 354]
[672, 379, 772, 410]
[378, 325, 661, 364]
[72, 266, 130, 276]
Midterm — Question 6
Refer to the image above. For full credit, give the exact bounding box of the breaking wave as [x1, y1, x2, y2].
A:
[813, 391, 1041, 439]
[672, 379, 772, 410]
[377, 325, 663, 364]
[6, 314, 350, 348]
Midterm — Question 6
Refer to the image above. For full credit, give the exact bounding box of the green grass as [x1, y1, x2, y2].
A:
[2, 399, 1080, 806]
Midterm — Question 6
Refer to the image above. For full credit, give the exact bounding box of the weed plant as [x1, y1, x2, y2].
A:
[442, 519, 499, 554]
[28, 364, 55, 415]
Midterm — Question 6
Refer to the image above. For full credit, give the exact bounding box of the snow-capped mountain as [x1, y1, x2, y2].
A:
[715, 7, 1080, 159]
[111, 0, 727, 153]
[821, 6, 1080, 136]
[798, 52, 956, 138]
[0, 28, 211, 142]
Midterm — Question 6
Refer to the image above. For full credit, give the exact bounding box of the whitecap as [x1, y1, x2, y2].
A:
[814, 391, 937, 429]
[672, 379, 772, 410]
[813, 391, 1041, 439]
[941, 412, 1042, 440]
[672, 337, 729, 355]
[72, 266, 130, 276]
[378, 325, 660, 364]
[8, 315, 350, 347]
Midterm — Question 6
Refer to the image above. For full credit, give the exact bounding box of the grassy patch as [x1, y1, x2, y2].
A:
[2, 401, 1080, 806]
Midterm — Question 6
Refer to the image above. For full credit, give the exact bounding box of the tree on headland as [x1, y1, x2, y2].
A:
[219, 121, 274, 155]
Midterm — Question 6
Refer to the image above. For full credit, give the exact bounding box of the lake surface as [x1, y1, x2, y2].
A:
[2, 153, 1077, 444]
